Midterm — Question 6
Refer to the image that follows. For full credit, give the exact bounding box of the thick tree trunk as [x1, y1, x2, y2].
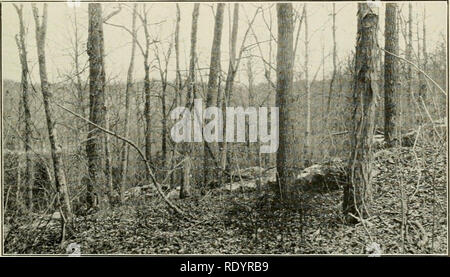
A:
[276, 3, 297, 203]
[86, 3, 107, 209]
[119, 4, 137, 201]
[384, 3, 399, 147]
[32, 4, 73, 223]
[203, 3, 225, 187]
[180, 3, 200, 199]
[343, 3, 378, 222]
[14, 4, 33, 212]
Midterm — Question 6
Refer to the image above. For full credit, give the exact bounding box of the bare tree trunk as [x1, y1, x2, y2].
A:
[422, 6, 427, 72]
[104, 102, 113, 203]
[326, 3, 337, 117]
[168, 3, 182, 187]
[32, 4, 73, 224]
[384, 3, 399, 147]
[204, 3, 225, 187]
[14, 4, 33, 212]
[343, 3, 378, 222]
[219, 3, 239, 184]
[137, 5, 153, 174]
[303, 4, 311, 167]
[144, 63, 151, 166]
[420, 6, 428, 101]
[407, 2, 413, 126]
[119, 4, 137, 201]
[276, 3, 297, 202]
[161, 79, 167, 166]
[180, 3, 200, 199]
[265, 7, 274, 168]
[246, 56, 254, 164]
[73, 7, 85, 120]
[321, 32, 325, 125]
[86, 3, 107, 209]
[175, 4, 181, 105]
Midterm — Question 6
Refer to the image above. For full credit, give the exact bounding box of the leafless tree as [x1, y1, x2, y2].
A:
[276, 3, 297, 202]
[32, 3, 73, 231]
[86, 3, 107, 209]
[118, 4, 137, 201]
[343, 3, 379, 222]
[204, 3, 225, 187]
[180, 3, 199, 199]
[384, 3, 399, 147]
[13, 4, 33, 211]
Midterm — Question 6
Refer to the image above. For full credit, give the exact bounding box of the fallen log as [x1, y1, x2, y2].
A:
[223, 159, 349, 194]
[377, 119, 447, 148]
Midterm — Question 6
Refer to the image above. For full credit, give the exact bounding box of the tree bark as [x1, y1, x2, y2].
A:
[326, 3, 337, 117]
[72, 7, 85, 120]
[420, 6, 427, 100]
[406, 3, 413, 125]
[104, 101, 113, 203]
[384, 3, 399, 147]
[203, 3, 225, 187]
[180, 3, 200, 199]
[32, 4, 73, 223]
[219, 3, 239, 184]
[14, 4, 33, 212]
[303, 4, 311, 167]
[343, 3, 379, 222]
[86, 3, 107, 209]
[141, 6, 153, 176]
[119, 4, 137, 201]
[276, 3, 297, 203]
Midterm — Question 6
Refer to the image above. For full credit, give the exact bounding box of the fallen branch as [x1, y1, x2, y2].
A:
[54, 102, 188, 218]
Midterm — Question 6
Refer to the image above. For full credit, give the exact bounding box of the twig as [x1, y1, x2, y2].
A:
[54, 102, 189, 219]
[379, 46, 446, 96]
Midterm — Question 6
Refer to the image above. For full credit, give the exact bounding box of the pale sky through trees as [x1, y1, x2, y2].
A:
[2, 2, 447, 86]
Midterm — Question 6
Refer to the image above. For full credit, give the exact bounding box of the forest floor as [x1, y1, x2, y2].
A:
[3, 143, 447, 255]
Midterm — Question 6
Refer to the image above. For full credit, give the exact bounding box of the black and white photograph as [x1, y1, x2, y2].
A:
[0, 0, 448, 257]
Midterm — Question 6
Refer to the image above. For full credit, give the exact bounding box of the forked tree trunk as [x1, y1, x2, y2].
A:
[276, 3, 297, 203]
[32, 4, 73, 223]
[384, 3, 399, 147]
[343, 3, 378, 222]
